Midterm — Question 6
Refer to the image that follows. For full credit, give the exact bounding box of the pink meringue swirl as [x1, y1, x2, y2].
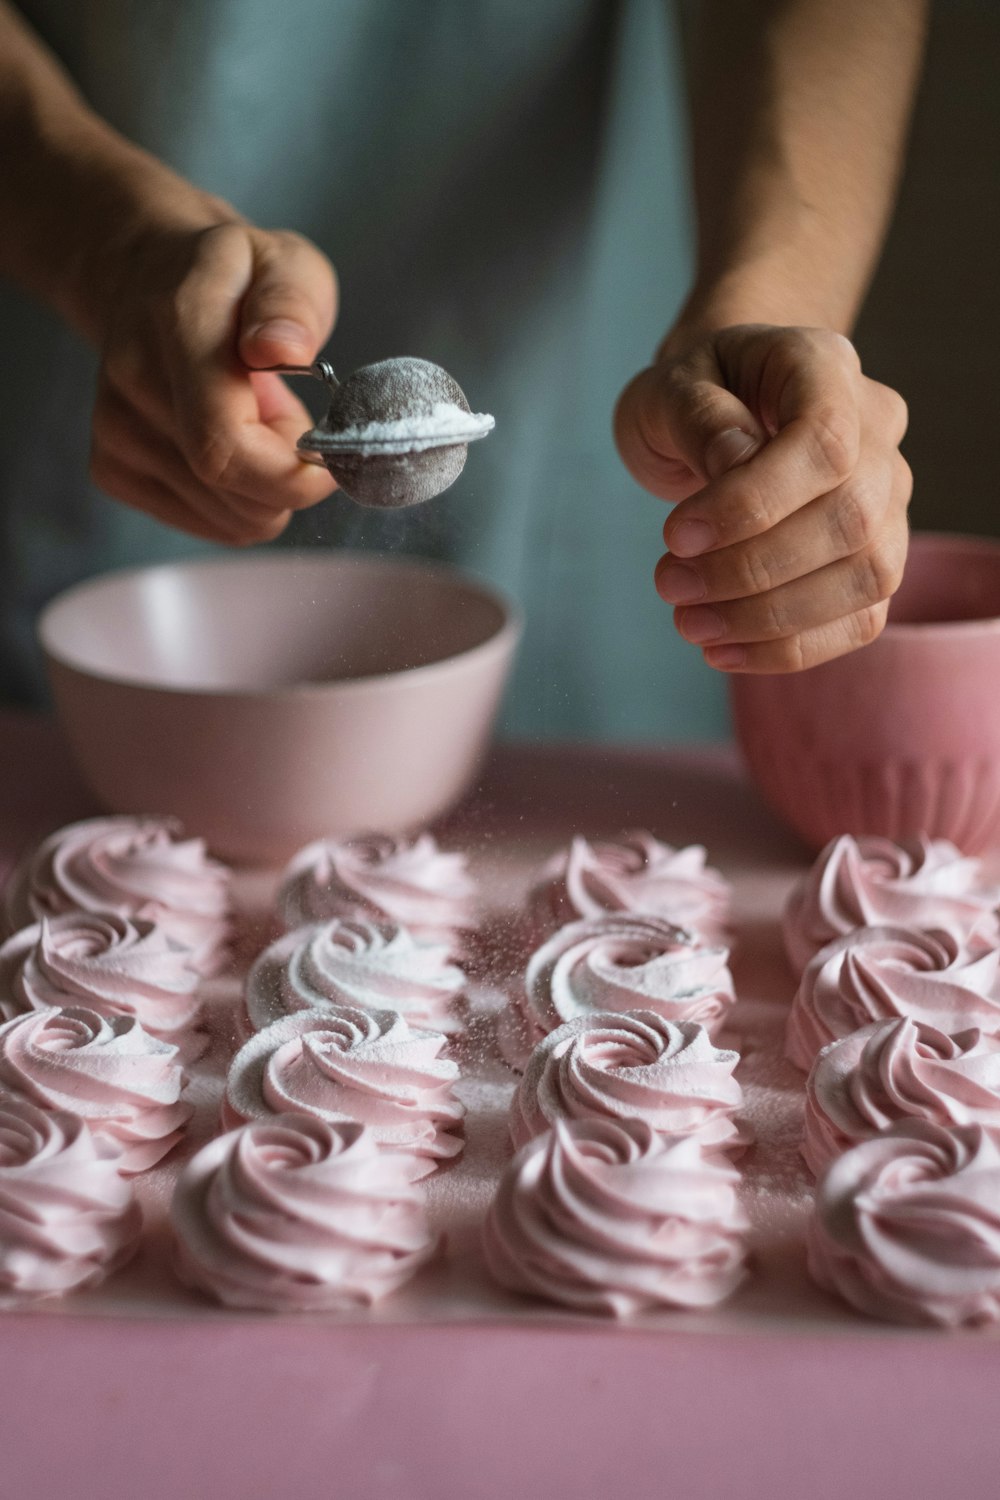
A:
[803, 1018, 1000, 1178]
[172, 1115, 435, 1312]
[2, 816, 231, 976]
[510, 1010, 748, 1152]
[785, 924, 1000, 1072]
[483, 1118, 748, 1316]
[529, 832, 730, 942]
[245, 918, 466, 1037]
[0, 1096, 141, 1301]
[0, 911, 201, 1038]
[783, 834, 1000, 976]
[223, 1005, 464, 1178]
[277, 833, 476, 949]
[808, 1121, 1000, 1327]
[0, 1006, 191, 1173]
[499, 914, 735, 1072]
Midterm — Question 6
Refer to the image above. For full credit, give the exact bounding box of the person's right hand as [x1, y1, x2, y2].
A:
[90, 221, 338, 544]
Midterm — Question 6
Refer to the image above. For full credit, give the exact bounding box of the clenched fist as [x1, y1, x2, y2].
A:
[615, 325, 912, 673]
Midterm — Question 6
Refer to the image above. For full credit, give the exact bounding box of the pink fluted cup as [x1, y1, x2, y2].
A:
[730, 532, 1000, 853]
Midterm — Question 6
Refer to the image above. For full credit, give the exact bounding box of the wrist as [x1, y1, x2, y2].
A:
[662, 260, 858, 362]
[52, 131, 241, 343]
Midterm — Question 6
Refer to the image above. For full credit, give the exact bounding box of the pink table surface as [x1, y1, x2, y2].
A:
[1, 710, 999, 1500]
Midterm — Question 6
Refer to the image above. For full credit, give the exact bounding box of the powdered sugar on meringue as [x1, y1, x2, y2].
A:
[277, 833, 476, 949]
[2, 816, 231, 975]
[510, 1010, 748, 1152]
[528, 832, 730, 943]
[783, 834, 1000, 977]
[244, 917, 466, 1036]
[0, 1006, 191, 1173]
[785, 924, 1000, 1072]
[223, 1004, 464, 1178]
[499, 914, 735, 1071]
[0, 911, 201, 1038]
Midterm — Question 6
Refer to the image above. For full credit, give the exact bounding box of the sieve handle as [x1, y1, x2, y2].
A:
[252, 360, 339, 389]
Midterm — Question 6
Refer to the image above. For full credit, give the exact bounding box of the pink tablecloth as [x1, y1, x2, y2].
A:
[1, 711, 998, 1500]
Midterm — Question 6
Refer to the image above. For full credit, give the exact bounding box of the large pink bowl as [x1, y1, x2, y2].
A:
[39, 552, 520, 862]
[730, 532, 1000, 853]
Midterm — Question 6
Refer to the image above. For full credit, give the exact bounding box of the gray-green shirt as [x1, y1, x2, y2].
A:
[0, 0, 729, 742]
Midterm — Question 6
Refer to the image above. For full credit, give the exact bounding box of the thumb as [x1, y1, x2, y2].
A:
[617, 351, 766, 502]
[656, 342, 770, 483]
[238, 230, 338, 369]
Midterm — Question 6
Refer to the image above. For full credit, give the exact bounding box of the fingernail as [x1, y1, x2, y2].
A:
[705, 644, 746, 670]
[705, 428, 760, 480]
[244, 318, 312, 352]
[679, 606, 725, 644]
[657, 561, 706, 605]
[669, 519, 716, 558]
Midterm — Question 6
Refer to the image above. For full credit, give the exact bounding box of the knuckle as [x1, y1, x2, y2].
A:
[828, 483, 877, 553]
[770, 632, 810, 674]
[894, 454, 914, 508]
[193, 221, 247, 265]
[856, 542, 903, 604]
[260, 227, 312, 261]
[187, 427, 238, 490]
[851, 604, 887, 648]
[657, 360, 692, 408]
[884, 386, 909, 441]
[730, 543, 779, 598]
[868, 378, 908, 435]
[829, 331, 862, 371]
[806, 405, 857, 481]
[757, 589, 792, 640]
[718, 473, 777, 536]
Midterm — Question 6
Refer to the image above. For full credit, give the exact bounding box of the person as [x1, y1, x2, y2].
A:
[0, 0, 922, 739]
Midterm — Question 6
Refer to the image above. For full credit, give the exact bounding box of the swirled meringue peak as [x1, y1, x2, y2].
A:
[2, 816, 231, 975]
[0, 1096, 141, 1301]
[808, 1121, 1000, 1327]
[499, 914, 735, 1072]
[803, 1017, 1000, 1178]
[172, 1115, 435, 1312]
[528, 832, 730, 942]
[223, 1005, 464, 1179]
[785, 924, 1000, 1072]
[0, 1006, 191, 1173]
[510, 1010, 747, 1152]
[277, 833, 476, 949]
[483, 1118, 748, 1317]
[783, 834, 1000, 976]
[245, 918, 466, 1037]
[0, 911, 201, 1038]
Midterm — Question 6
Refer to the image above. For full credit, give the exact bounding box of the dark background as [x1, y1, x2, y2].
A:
[856, 0, 999, 539]
[683, 1, 999, 541]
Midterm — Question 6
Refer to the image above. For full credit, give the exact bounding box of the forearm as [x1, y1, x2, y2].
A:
[670, 0, 928, 344]
[0, 1, 237, 342]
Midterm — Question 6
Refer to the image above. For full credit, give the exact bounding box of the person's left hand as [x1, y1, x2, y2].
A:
[614, 324, 912, 673]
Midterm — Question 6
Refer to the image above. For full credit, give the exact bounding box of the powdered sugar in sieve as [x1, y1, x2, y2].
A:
[260, 356, 494, 509]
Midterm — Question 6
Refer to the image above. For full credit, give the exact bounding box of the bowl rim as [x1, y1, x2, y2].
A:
[38, 549, 523, 701]
[885, 530, 1000, 638]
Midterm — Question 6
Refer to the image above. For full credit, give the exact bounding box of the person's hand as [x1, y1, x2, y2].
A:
[90, 220, 338, 544]
[614, 324, 911, 672]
